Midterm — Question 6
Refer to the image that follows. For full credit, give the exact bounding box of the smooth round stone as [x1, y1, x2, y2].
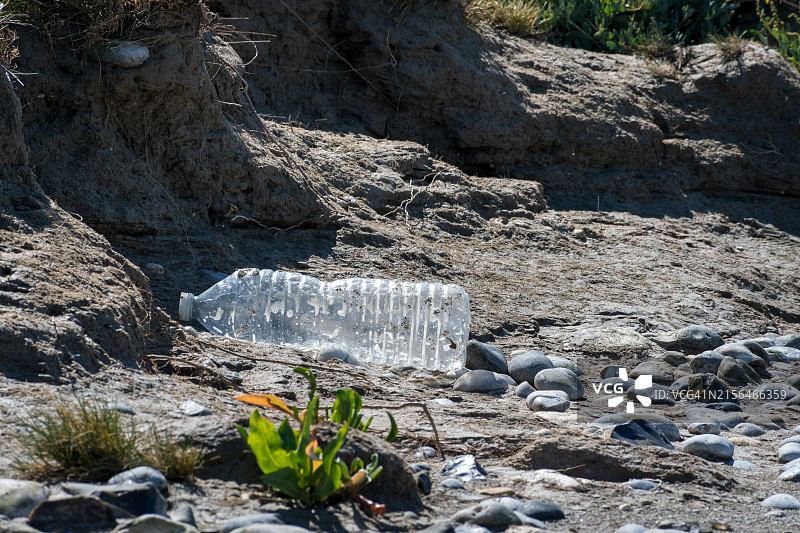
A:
[416, 446, 437, 459]
[787, 374, 800, 390]
[533, 368, 584, 400]
[762, 494, 800, 510]
[97, 40, 149, 68]
[685, 407, 745, 427]
[687, 421, 721, 435]
[684, 373, 738, 404]
[767, 346, 800, 362]
[689, 352, 723, 374]
[430, 398, 458, 407]
[716, 357, 761, 386]
[409, 463, 431, 473]
[705, 402, 742, 412]
[681, 434, 734, 462]
[615, 525, 647, 533]
[507, 351, 553, 386]
[733, 423, 765, 437]
[775, 333, 800, 349]
[106, 402, 135, 415]
[526, 391, 570, 413]
[601, 365, 623, 379]
[676, 325, 724, 354]
[755, 383, 800, 402]
[627, 479, 659, 491]
[732, 460, 757, 469]
[715, 343, 764, 368]
[778, 443, 800, 463]
[179, 400, 211, 417]
[0, 479, 49, 518]
[108, 466, 168, 493]
[453, 370, 508, 393]
[515, 381, 534, 398]
[546, 355, 583, 376]
[452, 502, 521, 529]
[440, 478, 466, 490]
[778, 464, 800, 481]
[466, 340, 508, 375]
[783, 436, 800, 446]
[740, 340, 772, 363]
[169, 504, 196, 527]
[519, 499, 564, 520]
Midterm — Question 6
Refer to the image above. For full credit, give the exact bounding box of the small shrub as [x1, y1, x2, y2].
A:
[750, 0, 800, 69]
[466, 0, 550, 36]
[143, 429, 203, 482]
[711, 32, 750, 61]
[13, 397, 203, 482]
[236, 367, 389, 507]
[14, 398, 142, 481]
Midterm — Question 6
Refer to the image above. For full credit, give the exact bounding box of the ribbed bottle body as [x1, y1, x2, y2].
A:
[186, 268, 469, 370]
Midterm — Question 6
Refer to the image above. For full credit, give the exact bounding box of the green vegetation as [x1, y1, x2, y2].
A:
[751, 0, 800, 68]
[14, 397, 202, 482]
[466, 0, 800, 69]
[236, 367, 390, 506]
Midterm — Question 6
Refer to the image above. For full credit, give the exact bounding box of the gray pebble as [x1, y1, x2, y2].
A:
[778, 443, 800, 463]
[170, 503, 196, 526]
[440, 478, 466, 490]
[775, 333, 800, 349]
[179, 400, 211, 417]
[515, 381, 534, 398]
[687, 421, 720, 435]
[416, 446, 438, 459]
[118, 514, 199, 532]
[220, 513, 284, 533]
[778, 464, 800, 481]
[108, 466, 168, 493]
[732, 460, 757, 469]
[689, 351, 723, 374]
[507, 351, 553, 386]
[525, 390, 570, 412]
[546, 355, 584, 376]
[615, 525, 648, 533]
[533, 368, 584, 400]
[465, 340, 508, 375]
[452, 370, 508, 393]
[681, 434, 734, 462]
[520, 499, 564, 520]
[452, 502, 521, 529]
[0, 479, 49, 518]
[676, 325, 724, 354]
[417, 521, 455, 533]
[106, 402, 135, 415]
[627, 479, 660, 491]
[762, 493, 800, 510]
[733, 423, 765, 437]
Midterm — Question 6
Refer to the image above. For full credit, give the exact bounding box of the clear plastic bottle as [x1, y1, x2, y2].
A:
[179, 268, 470, 371]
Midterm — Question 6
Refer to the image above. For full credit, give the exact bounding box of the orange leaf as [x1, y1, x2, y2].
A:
[235, 394, 295, 417]
[305, 439, 323, 472]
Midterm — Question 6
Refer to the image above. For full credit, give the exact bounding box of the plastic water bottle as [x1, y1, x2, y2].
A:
[178, 269, 470, 371]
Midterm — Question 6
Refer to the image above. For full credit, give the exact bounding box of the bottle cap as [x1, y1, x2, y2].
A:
[178, 293, 195, 321]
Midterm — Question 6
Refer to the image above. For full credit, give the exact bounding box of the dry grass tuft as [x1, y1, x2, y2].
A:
[13, 397, 203, 482]
[711, 32, 751, 62]
[466, 0, 548, 36]
[0, 3, 20, 71]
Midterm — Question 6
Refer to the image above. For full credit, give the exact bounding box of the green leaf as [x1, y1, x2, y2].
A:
[277, 418, 297, 450]
[261, 467, 308, 503]
[362, 415, 373, 432]
[237, 424, 248, 442]
[294, 367, 316, 402]
[384, 409, 398, 442]
[247, 410, 291, 474]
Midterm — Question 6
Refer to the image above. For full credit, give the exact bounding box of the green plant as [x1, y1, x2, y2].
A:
[143, 429, 204, 482]
[751, 0, 800, 69]
[236, 368, 385, 506]
[13, 397, 203, 482]
[466, 0, 550, 36]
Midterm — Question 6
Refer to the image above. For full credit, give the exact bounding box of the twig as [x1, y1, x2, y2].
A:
[195, 338, 378, 386]
[362, 402, 444, 458]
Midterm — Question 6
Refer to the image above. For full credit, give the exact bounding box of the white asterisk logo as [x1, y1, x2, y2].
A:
[608, 368, 652, 413]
